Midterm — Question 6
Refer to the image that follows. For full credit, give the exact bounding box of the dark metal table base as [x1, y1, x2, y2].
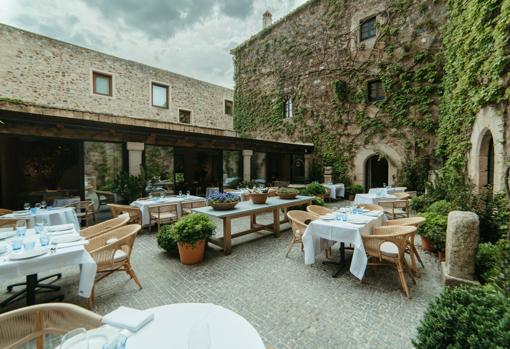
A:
[322, 242, 353, 278]
[1, 273, 64, 307]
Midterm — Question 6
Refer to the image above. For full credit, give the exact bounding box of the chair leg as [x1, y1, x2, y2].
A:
[396, 260, 411, 298]
[412, 244, 425, 268]
[88, 287, 95, 309]
[403, 258, 416, 285]
[408, 248, 419, 277]
[285, 238, 296, 257]
[127, 263, 143, 289]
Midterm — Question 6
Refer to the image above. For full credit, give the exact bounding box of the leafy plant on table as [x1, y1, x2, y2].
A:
[276, 188, 299, 194]
[168, 213, 216, 247]
[207, 192, 240, 204]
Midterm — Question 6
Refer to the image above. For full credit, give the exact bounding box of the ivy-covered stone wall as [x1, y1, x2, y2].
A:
[232, 0, 445, 187]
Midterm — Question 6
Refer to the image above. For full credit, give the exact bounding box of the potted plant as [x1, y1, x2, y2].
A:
[417, 211, 447, 253]
[110, 172, 146, 203]
[249, 187, 269, 204]
[168, 213, 216, 265]
[302, 181, 327, 199]
[276, 187, 299, 199]
[207, 192, 240, 211]
[156, 224, 179, 256]
[347, 184, 364, 201]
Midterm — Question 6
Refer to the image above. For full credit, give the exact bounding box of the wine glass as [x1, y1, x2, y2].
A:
[186, 190, 190, 197]
[23, 202, 30, 211]
[34, 216, 44, 234]
[179, 190, 183, 197]
[61, 328, 88, 349]
[41, 201, 47, 209]
[35, 203, 41, 211]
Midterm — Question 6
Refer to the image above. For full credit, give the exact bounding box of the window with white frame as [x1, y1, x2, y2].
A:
[284, 98, 293, 118]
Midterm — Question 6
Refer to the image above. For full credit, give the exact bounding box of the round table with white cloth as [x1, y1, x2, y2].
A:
[0, 207, 80, 231]
[126, 303, 265, 349]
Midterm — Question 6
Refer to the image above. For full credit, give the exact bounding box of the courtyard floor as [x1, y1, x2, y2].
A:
[0, 206, 442, 349]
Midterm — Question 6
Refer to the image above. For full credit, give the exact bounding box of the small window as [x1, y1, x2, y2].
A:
[93, 72, 112, 96]
[225, 100, 233, 115]
[284, 98, 293, 118]
[368, 80, 385, 102]
[152, 83, 169, 108]
[179, 109, 191, 124]
[360, 16, 376, 42]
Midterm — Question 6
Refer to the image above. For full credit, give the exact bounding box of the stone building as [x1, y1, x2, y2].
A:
[0, 23, 312, 209]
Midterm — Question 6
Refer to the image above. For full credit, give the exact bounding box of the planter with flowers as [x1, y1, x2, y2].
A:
[207, 192, 240, 211]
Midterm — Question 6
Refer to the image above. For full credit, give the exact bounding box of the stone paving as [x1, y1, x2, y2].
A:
[1, 206, 443, 349]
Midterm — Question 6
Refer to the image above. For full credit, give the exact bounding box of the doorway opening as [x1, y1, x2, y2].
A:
[364, 155, 389, 189]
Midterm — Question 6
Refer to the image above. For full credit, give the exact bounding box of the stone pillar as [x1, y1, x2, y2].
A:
[441, 211, 480, 286]
[304, 154, 312, 182]
[126, 142, 144, 176]
[324, 166, 333, 184]
[242, 150, 253, 182]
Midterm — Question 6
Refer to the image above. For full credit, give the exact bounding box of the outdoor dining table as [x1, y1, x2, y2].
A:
[353, 193, 397, 205]
[130, 195, 206, 226]
[124, 303, 265, 349]
[302, 211, 385, 279]
[0, 207, 80, 231]
[322, 183, 345, 199]
[0, 228, 96, 306]
[192, 196, 313, 255]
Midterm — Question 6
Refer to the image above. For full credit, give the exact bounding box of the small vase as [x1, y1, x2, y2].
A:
[177, 240, 206, 265]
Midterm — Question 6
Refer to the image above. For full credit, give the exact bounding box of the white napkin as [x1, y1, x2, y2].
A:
[102, 307, 154, 332]
[51, 233, 82, 244]
[365, 211, 381, 217]
[47, 223, 75, 232]
[47, 228, 76, 236]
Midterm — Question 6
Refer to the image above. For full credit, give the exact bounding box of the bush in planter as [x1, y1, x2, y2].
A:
[156, 224, 178, 255]
[168, 213, 216, 247]
[110, 171, 146, 203]
[409, 194, 434, 213]
[347, 184, 364, 196]
[413, 286, 510, 349]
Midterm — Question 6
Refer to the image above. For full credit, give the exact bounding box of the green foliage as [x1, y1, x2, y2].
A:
[110, 171, 146, 203]
[156, 224, 178, 255]
[168, 213, 216, 247]
[276, 187, 299, 194]
[302, 181, 326, 195]
[409, 194, 434, 213]
[476, 239, 510, 297]
[417, 211, 448, 252]
[347, 184, 364, 196]
[413, 286, 510, 349]
[426, 200, 453, 216]
[470, 189, 510, 243]
[395, 158, 429, 193]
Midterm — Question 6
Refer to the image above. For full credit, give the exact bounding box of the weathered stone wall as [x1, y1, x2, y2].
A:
[232, 0, 445, 185]
[0, 23, 233, 130]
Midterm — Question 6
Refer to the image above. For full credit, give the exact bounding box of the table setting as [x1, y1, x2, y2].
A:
[0, 203, 80, 231]
[353, 191, 397, 205]
[302, 206, 385, 279]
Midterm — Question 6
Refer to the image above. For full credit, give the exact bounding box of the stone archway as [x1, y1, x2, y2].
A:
[353, 144, 403, 189]
[468, 107, 505, 192]
[364, 154, 389, 189]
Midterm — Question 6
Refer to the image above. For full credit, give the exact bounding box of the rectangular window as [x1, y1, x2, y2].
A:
[284, 98, 293, 118]
[93, 72, 112, 96]
[225, 100, 233, 115]
[368, 80, 385, 102]
[222, 150, 242, 188]
[360, 16, 376, 42]
[144, 145, 174, 183]
[152, 83, 169, 108]
[179, 109, 191, 124]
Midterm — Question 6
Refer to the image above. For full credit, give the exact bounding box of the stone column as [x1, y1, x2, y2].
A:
[304, 154, 312, 182]
[242, 150, 253, 182]
[441, 211, 480, 286]
[126, 142, 144, 176]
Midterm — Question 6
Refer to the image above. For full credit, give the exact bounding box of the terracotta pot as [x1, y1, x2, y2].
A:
[177, 240, 206, 265]
[250, 193, 268, 204]
[437, 251, 445, 261]
[420, 236, 435, 252]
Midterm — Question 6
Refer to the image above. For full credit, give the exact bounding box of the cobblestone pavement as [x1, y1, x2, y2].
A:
[1, 207, 442, 349]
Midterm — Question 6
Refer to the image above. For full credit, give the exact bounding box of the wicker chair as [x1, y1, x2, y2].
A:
[0, 218, 17, 229]
[80, 213, 130, 239]
[107, 204, 142, 224]
[393, 192, 411, 200]
[148, 203, 179, 233]
[286, 211, 318, 257]
[86, 224, 142, 307]
[0, 303, 102, 349]
[384, 217, 426, 274]
[358, 204, 384, 212]
[306, 205, 332, 216]
[0, 208, 13, 215]
[181, 200, 207, 215]
[362, 225, 417, 298]
[380, 200, 409, 219]
[65, 200, 96, 227]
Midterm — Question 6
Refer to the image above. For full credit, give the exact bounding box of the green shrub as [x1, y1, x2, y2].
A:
[111, 171, 146, 203]
[413, 286, 510, 349]
[347, 184, 364, 195]
[276, 187, 299, 194]
[302, 181, 326, 195]
[157, 225, 178, 255]
[409, 194, 434, 213]
[470, 189, 510, 243]
[476, 239, 510, 297]
[426, 200, 453, 216]
[168, 213, 216, 247]
[417, 211, 448, 251]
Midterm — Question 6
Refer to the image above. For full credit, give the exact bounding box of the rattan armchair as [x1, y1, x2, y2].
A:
[148, 203, 179, 233]
[80, 213, 130, 239]
[384, 217, 426, 274]
[363, 225, 417, 298]
[306, 205, 332, 216]
[0, 218, 17, 229]
[107, 203, 142, 224]
[358, 204, 384, 212]
[393, 192, 411, 200]
[65, 200, 96, 227]
[0, 208, 13, 215]
[86, 224, 142, 307]
[181, 200, 207, 215]
[286, 211, 318, 257]
[0, 303, 102, 349]
[380, 200, 409, 219]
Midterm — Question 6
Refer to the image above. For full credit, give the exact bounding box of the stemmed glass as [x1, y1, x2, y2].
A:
[41, 201, 47, 209]
[16, 220, 27, 237]
[61, 328, 88, 349]
[35, 203, 41, 211]
[23, 202, 30, 211]
[186, 190, 191, 197]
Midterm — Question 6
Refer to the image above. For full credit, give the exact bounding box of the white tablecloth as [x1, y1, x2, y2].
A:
[354, 193, 397, 205]
[303, 212, 385, 280]
[0, 229, 96, 298]
[131, 196, 206, 226]
[368, 187, 407, 195]
[1, 208, 80, 231]
[322, 183, 345, 199]
[125, 303, 265, 349]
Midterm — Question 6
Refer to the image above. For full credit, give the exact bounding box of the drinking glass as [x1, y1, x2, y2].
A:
[11, 237, 22, 251]
[16, 221, 27, 237]
[23, 202, 30, 211]
[40, 234, 49, 247]
[34, 216, 44, 234]
[23, 239, 35, 251]
[160, 192, 165, 199]
[61, 328, 88, 349]
[179, 190, 183, 197]
[186, 190, 190, 197]
[35, 203, 41, 210]
[41, 201, 47, 209]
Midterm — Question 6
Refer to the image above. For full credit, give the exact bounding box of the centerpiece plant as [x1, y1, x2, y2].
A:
[276, 187, 299, 199]
[207, 192, 240, 211]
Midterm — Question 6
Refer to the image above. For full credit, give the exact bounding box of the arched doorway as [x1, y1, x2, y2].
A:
[365, 155, 389, 189]
[479, 130, 495, 187]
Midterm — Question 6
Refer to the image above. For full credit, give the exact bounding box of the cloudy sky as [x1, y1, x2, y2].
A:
[0, 0, 308, 88]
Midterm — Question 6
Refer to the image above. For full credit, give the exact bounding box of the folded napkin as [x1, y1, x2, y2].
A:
[365, 211, 381, 217]
[102, 306, 154, 332]
[51, 233, 82, 244]
[47, 228, 76, 236]
[47, 224, 74, 232]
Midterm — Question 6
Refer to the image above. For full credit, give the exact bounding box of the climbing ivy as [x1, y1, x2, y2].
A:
[233, 0, 443, 183]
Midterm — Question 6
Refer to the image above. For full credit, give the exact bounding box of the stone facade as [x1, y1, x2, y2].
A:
[0, 23, 233, 131]
[232, 0, 445, 187]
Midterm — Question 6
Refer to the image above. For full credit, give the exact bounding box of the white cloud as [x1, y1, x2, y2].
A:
[0, 0, 308, 88]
